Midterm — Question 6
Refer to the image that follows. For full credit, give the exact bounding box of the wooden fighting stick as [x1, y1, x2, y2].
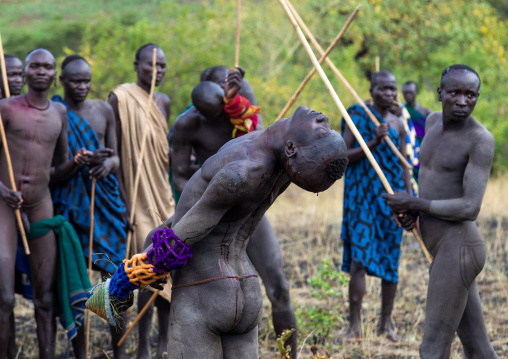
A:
[85, 178, 96, 359]
[235, 0, 241, 67]
[283, 0, 411, 170]
[275, 5, 361, 121]
[125, 47, 157, 259]
[0, 33, 30, 255]
[376, 55, 380, 72]
[278, 0, 432, 264]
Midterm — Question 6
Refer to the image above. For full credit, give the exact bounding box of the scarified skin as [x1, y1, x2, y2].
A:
[220, 224, 231, 258]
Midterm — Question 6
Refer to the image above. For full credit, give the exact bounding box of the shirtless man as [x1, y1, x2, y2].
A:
[55, 55, 127, 359]
[0, 55, 23, 98]
[108, 43, 173, 359]
[172, 67, 298, 353]
[0, 48, 78, 358]
[383, 65, 498, 358]
[145, 105, 347, 358]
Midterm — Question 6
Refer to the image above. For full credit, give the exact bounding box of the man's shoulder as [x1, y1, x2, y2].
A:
[468, 116, 495, 144]
[155, 91, 170, 104]
[174, 108, 201, 132]
[425, 111, 441, 128]
[87, 99, 113, 114]
[417, 105, 432, 116]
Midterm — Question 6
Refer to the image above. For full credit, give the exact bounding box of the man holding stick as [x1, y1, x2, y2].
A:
[341, 71, 412, 341]
[0, 48, 89, 358]
[52, 54, 128, 359]
[108, 43, 174, 359]
[171, 66, 299, 353]
[383, 65, 498, 358]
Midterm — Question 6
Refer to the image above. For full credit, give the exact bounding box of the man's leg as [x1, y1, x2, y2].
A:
[0, 203, 18, 358]
[71, 325, 86, 359]
[7, 312, 17, 359]
[345, 261, 366, 339]
[27, 199, 57, 359]
[222, 326, 259, 359]
[457, 282, 498, 359]
[155, 296, 170, 359]
[137, 290, 155, 359]
[377, 280, 401, 341]
[246, 215, 297, 356]
[110, 312, 128, 359]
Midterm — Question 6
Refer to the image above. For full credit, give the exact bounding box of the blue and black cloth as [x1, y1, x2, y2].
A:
[51, 95, 127, 274]
[340, 104, 405, 283]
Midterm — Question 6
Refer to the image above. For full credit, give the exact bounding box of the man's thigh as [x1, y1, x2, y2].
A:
[222, 326, 259, 359]
[0, 202, 18, 299]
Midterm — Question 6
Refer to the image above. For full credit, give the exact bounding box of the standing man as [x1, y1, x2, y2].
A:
[0, 48, 85, 359]
[383, 65, 498, 358]
[171, 67, 298, 354]
[0, 54, 23, 98]
[341, 71, 412, 341]
[108, 43, 174, 359]
[53, 54, 128, 359]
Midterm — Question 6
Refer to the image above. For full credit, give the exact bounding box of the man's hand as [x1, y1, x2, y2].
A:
[89, 148, 114, 166]
[74, 148, 93, 167]
[393, 212, 418, 231]
[381, 190, 415, 214]
[374, 123, 389, 145]
[0, 183, 23, 209]
[224, 66, 245, 99]
[90, 157, 115, 181]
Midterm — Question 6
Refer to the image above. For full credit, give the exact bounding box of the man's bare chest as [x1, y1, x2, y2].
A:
[7, 110, 62, 146]
[420, 131, 469, 173]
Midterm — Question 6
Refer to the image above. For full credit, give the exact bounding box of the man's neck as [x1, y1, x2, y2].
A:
[25, 89, 49, 107]
[406, 100, 417, 108]
[136, 79, 151, 94]
[265, 122, 286, 167]
[63, 94, 86, 111]
[372, 103, 389, 118]
[442, 114, 471, 131]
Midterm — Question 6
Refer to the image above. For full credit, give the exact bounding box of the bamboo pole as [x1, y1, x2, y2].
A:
[235, 0, 241, 67]
[117, 290, 160, 347]
[0, 33, 30, 255]
[85, 179, 96, 359]
[283, 0, 411, 170]
[125, 47, 157, 259]
[278, 0, 432, 263]
[375, 55, 380, 72]
[275, 5, 360, 121]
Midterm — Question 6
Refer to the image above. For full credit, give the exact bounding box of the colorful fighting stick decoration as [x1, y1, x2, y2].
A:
[278, 0, 433, 263]
[86, 228, 192, 326]
[0, 33, 30, 255]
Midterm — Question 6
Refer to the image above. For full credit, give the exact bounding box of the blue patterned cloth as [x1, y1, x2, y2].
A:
[340, 104, 405, 283]
[51, 95, 127, 274]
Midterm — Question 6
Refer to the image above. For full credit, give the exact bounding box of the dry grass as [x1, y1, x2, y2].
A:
[12, 178, 508, 358]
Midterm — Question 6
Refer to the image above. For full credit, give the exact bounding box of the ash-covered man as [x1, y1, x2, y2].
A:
[52, 54, 128, 359]
[383, 65, 498, 359]
[341, 71, 412, 341]
[171, 66, 299, 353]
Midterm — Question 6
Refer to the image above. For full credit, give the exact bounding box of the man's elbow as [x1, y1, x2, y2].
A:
[458, 203, 481, 222]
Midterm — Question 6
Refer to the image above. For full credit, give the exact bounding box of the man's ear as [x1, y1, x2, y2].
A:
[285, 141, 297, 158]
[437, 87, 442, 102]
[133, 60, 139, 72]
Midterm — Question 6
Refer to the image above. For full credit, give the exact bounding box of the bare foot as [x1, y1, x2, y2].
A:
[377, 323, 401, 342]
[344, 326, 361, 341]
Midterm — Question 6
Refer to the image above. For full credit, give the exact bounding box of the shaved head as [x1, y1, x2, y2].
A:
[25, 48, 55, 69]
[191, 81, 225, 120]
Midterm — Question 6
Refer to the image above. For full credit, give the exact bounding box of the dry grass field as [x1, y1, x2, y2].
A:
[12, 177, 508, 358]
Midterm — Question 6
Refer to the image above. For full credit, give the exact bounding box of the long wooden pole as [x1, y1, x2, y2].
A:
[275, 5, 360, 121]
[235, 0, 241, 67]
[85, 179, 96, 359]
[375, 56, 380, 72]
[125, 47, 157, 259]
[284, 0, 411, 170]
[0, 33, 30, 255]
[117, 290, 160, 347]
[278, 0, 432, 263]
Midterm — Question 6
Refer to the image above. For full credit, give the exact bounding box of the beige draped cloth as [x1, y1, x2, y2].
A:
[109, 83, 174, 301]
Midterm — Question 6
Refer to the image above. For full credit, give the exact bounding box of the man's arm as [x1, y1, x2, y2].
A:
[343, 121, 388, 165]
[172, 110, 200, 193]
[89, 103, 119, 181]
[0, 104, 22, 208]
[383, 131, 495, 222]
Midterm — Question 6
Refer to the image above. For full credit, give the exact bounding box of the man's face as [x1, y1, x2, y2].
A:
[60, 60, 92, 103]
[4, 57, 23, 96]
[285, 106, 348, 193]
[24, 50, 56, 92]
[135, 47, 167, 87]
[402, 83, 417, 104]
[370, 75, 397, 110]
[438, 71, 480, 121]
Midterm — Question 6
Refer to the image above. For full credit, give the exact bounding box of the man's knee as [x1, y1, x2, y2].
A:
[33, 291, 54, 313]
[0, 292, 15, 315]
[265, 276, 291, 306]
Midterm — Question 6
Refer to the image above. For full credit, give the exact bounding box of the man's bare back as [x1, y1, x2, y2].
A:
[383, 65, 498, 358]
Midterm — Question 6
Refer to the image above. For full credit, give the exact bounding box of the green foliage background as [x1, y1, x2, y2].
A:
[1, 0, 507, 170]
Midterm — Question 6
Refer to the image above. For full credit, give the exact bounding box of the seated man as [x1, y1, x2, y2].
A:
[383, 65, 498, 358]
[87, 106, 348, 359]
